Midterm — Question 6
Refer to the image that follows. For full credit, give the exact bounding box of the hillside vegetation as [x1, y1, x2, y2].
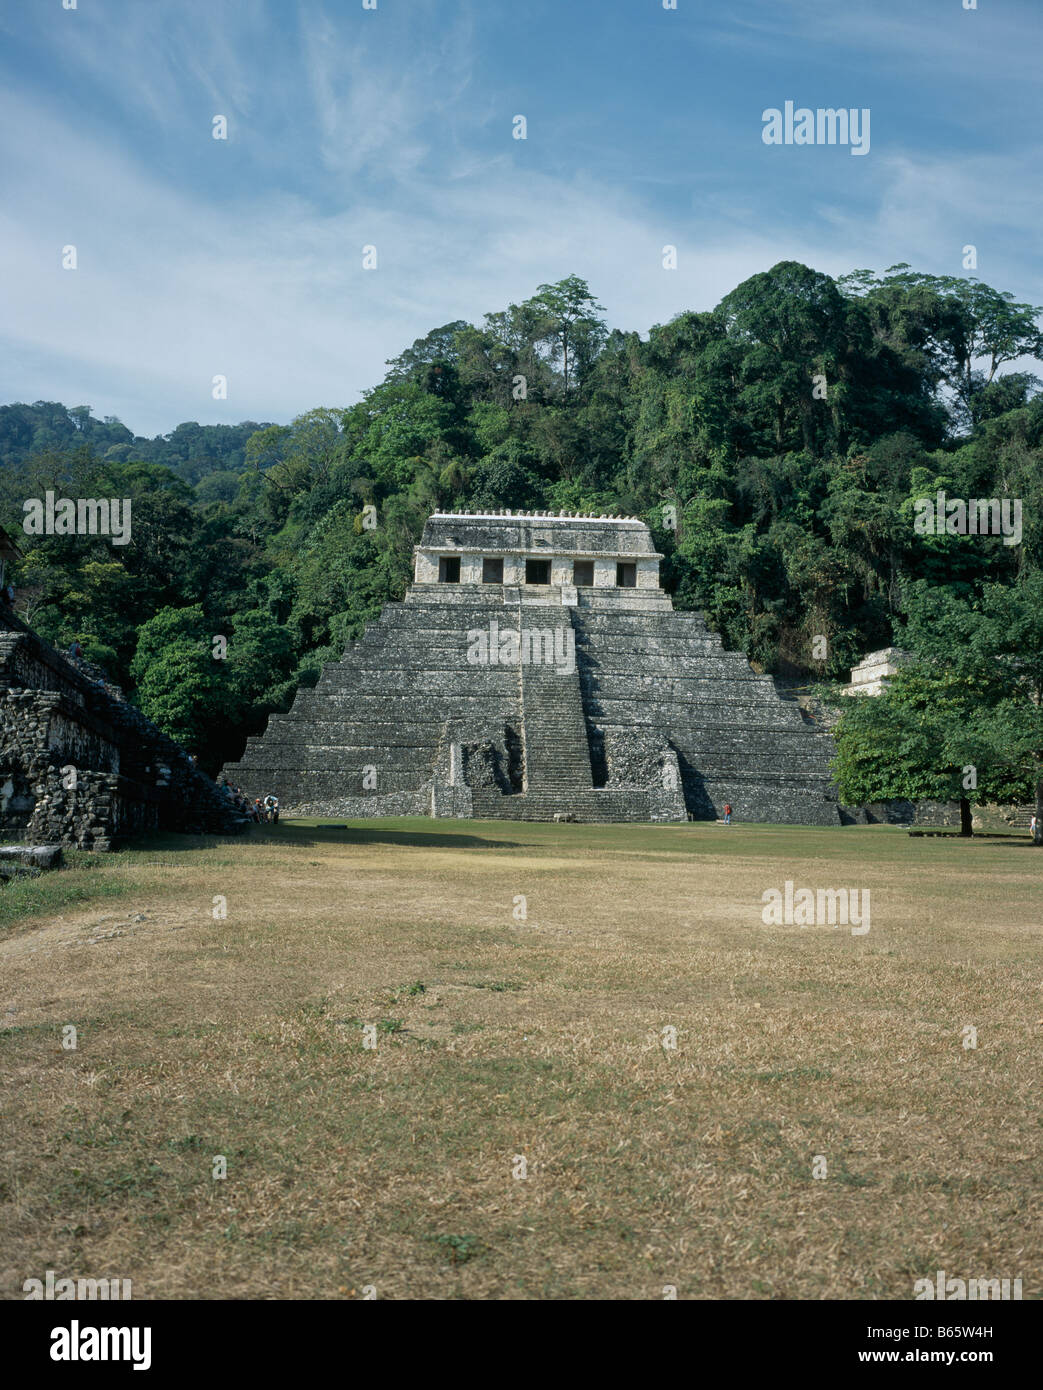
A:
[2, 263, 1041, 799]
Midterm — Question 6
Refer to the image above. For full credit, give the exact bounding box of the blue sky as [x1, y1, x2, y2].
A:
[1, 0, 1040, 437]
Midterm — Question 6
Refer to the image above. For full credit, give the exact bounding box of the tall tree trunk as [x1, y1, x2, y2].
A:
[959, 797, 973, 838]
[1034, 773, 1043, 845]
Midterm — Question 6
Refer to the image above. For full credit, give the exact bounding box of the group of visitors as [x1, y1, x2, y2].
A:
[219, 779, 279, 824]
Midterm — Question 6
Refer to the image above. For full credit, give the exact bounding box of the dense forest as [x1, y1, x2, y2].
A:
[2, 261, 1042, 813]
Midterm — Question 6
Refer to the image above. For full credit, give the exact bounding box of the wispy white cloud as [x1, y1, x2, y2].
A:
[813, 151, 1043, 297]
[703, 0, 1041, 85]
[0, 0, 1039, 436]
[297, 0, 478, 182]
[6, 0, 265, 133]
[0, 87, 777, 433]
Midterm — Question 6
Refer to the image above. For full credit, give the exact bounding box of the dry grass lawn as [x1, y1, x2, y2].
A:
[1, 818, 1041, 1300]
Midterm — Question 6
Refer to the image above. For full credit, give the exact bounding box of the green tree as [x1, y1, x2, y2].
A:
[834, 575, 1043, 841]
[831, 664, 1007, 836]
[716, 262, 849, 454]
[841, 266, 1043, 430]
[901, 575, 1043, 842]
[130, 605, 230, 767]
[524, 276, 607, 395]
[224, 607, 297, 726]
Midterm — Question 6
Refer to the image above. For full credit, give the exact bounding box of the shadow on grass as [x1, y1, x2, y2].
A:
[115, 821, 524, 854]
[273, 822, 523, 851]
[114, 817, 920, 862]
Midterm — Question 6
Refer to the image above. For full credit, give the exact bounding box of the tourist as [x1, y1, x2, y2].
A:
[68, 639, 83, 661]
[264, 793, 279, 824]
[723, 802, 732, 825]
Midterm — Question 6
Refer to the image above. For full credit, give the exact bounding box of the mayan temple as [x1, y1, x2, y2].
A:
[223, 512, 840, 823]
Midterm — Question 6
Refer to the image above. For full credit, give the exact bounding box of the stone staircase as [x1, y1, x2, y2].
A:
[519, 609, 592, 793]
[467, 609, 655, 821]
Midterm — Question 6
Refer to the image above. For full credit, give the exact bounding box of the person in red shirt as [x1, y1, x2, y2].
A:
[723, 803, 732, 825]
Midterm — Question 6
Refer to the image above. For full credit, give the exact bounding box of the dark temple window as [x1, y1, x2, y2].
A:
[439, 556, 461, 583]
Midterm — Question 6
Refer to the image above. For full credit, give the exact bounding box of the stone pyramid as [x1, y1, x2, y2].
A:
[223, 511, 839, 824]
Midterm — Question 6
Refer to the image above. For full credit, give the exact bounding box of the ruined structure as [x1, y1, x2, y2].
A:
[840, 647, 914, 697]
[0, 605, 246, 849]
[225, 512, 839, 824]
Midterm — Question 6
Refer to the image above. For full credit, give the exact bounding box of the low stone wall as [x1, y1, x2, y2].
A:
[284, 789, 431, 818]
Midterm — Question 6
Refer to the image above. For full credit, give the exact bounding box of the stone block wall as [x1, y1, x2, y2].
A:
[0, 617, 248, 849]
